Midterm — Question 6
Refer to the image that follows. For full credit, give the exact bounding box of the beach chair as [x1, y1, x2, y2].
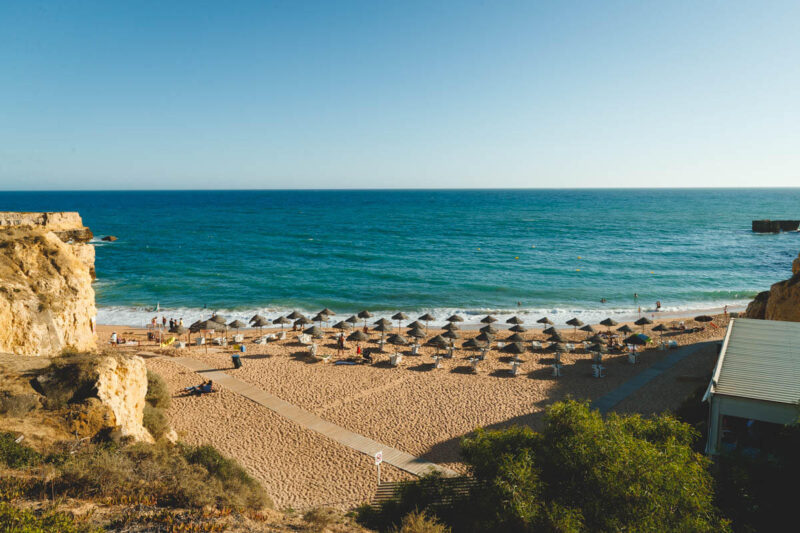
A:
[469, 358, 479, 373]
[265, 333, 277, 341]
[298, 334, 312, 345]
[309, 343, 318, 358]
[510, 361, 521, 376]
[551, 363, 562, 377]
[195, 337, 205, 346]
[432, 355, 443, 369]
[668, 340, 679, 349]
[233, 334, 244, 343]
[446, 346, 455, 358]
[565, 343, 575, 352]
[176, 341, 186, 349]
[277, 330, 287, 340]
[497, 341, 506, 349]
[390, 352, 403, 367]
[378, 340, 386, 352]
[479, 348, 488, 360]
[531, 340, 542, 350]
[591, 364, 606, 378]
[318, 353, 332, 363]
[411, 344, 420, 355]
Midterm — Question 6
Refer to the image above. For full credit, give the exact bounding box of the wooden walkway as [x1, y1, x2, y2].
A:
[590, 341, 713, 414]
[168, 356, 457, 478]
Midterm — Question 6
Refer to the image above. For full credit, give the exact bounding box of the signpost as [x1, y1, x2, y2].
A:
[375, 450, 383, 485]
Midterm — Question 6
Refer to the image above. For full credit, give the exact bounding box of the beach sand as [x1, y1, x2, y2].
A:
[98, 313, 726, 509]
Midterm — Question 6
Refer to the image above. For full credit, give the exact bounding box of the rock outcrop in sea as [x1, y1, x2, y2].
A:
[0, 212, 97, 356]
[744, 250, 800, 322]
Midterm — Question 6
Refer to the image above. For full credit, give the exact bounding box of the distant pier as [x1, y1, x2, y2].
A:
[752, 219, 800, 233]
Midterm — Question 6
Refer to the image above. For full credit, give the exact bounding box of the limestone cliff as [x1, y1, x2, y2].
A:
[744, 251, 800, 322]
[0, 213, 97, 357]
[95, 355, 154, 442]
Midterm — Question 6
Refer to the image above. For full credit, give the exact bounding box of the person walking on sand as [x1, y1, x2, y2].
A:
[656, 301, 662, 312]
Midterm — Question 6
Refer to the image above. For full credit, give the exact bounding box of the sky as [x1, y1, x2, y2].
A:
[0, 0, 798, 190]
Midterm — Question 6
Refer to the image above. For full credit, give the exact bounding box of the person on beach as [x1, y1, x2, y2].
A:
[723, 305, 728, 320]
[179, 318, 184, 326]
[162, 316, 167, 327]
[656, 301, 662, 311]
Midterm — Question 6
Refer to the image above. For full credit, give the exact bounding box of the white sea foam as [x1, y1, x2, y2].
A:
[96, 300, 750, 328]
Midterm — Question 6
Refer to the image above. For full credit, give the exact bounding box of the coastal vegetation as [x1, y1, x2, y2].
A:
[360, 400, 729, 532]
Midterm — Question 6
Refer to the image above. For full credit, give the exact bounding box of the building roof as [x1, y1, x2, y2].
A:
[709, 318, 800, 405]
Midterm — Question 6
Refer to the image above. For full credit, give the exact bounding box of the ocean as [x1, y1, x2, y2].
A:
[2, 189, 798, 327]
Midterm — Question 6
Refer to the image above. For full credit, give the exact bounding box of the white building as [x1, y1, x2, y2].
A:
[704, 318, 800, 455]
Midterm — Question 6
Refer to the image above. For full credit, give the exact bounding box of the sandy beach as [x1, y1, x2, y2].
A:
[99, 313, 726, 509]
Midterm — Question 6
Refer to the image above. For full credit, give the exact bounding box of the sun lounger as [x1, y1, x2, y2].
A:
[497, 342, 505, 349]
[510, 361, 521, 376]
[591, 364, 606, 378]
[277, 331, 286, 340]
[212, 337, 227, 346]
[668, 340, 678, 349]
[531, 341, 542, 350]
[298, 334, 312, 345]
[390, 352, 403, 366]
[309, 343, 318, 357]
[176, 341, 186, 349]
[195, 337, 205, 346]
[411, 344, 420, 355]
[469, 358, 479, 372]
[565, 343, 575, 352]
[378, 340, 386, 352]
[446, 346, 455, 358]
[432, 355, 443, 369]
[551, 363, 562, 377]
[233, 334, 244, 343]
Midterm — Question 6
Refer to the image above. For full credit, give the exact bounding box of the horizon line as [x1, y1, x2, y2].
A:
[2, 186, 800, 193]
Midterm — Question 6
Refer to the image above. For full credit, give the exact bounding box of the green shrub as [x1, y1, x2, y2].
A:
[142, 405, 169, 440]
[0, 432, 43, 468]
[389, 510, 450, 533]
[145, 370, 171, 409]
[55, 441, 270, 511]
[0, 501, 101, 533]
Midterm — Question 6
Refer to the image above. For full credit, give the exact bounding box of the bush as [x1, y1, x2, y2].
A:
[0, 432, 43, 468]
[303, 507, 341, 530]
[0, 501, 101, 533]
[362, 401, 728, 533]
[142, 405, 169, 440]
[145, 370, 171, 409]
[55, 441, 270, 510]
[34, 354, 99, 409]
[390, 510, 451, 533]
[0, 392, 40, 416]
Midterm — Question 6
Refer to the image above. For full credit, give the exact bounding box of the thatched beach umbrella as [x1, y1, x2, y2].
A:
[537, 317, 553, 330]
[273, 316, 292, 330]
[506, 316, 524, 325]
[624, 334, 647, 346]
[357, 310, 373, 329]
[333, 321, 352, 331]
[294, 316, 311, 328]
[480, 324, 498, 335]
[543, 326, 558, 336]
[312, 313, 328, 327]
[587, 343, 607, 354]
[547, 342, 567, 353]
[228, 320, 247, 335]
[392, 312, 409, 332]
[347, 330, 369, 342]
[210, 314, 226, 324]
[509, 324, 527, 333]
[652, 323, 668, 340]
[252, 317, 270, 334]
[566, 317, 584, 333]
[634, 317, 653, 332]
[475, 332, 495, 345]
[587, 334, 605, 344]
[406, 320, 425, 330]
[549, 332, 565, 343]
[407, 327, 427, 340]
[320, 308, 335, 316]
[169, 325, 189, 342]
[286, 311, 304, 320]
[480, 315, 498, 324]
[373, 322, 392, 342]
[346, 315, 359, 327]
[387, 334, 409, 348]
[374, 317, 392, 328]
[426, 335, 450, 355]
[446, 314, 464, 323]
[502, 342, 526, 355]
[506, 333, 526, 343]
[600, 318, 618, 333]
[442, 329, 460, 342]
[443, 322, 460, 332]
[617, 324, 633, 334]
[304, 325, 324, 338]
[250, 314, 267, 324]
[419, 313, 437, 332]
[579, 324, 595, 338]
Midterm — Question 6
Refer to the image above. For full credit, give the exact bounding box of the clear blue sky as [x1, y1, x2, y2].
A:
[1, 0, 798, 190]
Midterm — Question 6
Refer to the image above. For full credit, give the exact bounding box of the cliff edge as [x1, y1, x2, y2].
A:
[744, 250, 800, 322]
[0, 212, 97, 357]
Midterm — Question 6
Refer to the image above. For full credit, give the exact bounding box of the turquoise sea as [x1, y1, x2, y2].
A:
[2, 189, 799, 326]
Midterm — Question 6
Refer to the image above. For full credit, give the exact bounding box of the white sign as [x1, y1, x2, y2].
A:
[374, 451, 383, 465]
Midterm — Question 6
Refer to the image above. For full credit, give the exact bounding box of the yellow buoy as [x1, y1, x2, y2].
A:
[515, 256, 519, 260]
[576, 268, 581, 271]
[577, 256, 582, 259]
[477, 248, 481, 251]
[650, 271, 655, 274]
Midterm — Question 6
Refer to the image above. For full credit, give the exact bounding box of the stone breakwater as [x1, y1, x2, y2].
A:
[0, 212, 97, 356]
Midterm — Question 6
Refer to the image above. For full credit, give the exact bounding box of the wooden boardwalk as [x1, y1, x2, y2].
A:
[168, 356, 457, 478]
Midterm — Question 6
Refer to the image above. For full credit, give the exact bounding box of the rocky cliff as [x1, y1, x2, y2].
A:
[744, 251, 800, 322]
[0, 213, 97, 357]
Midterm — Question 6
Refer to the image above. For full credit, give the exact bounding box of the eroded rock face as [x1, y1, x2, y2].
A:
[744, 251, 800, 322]
[0, 217, 97, 357]
[95, 355, 154, 443]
